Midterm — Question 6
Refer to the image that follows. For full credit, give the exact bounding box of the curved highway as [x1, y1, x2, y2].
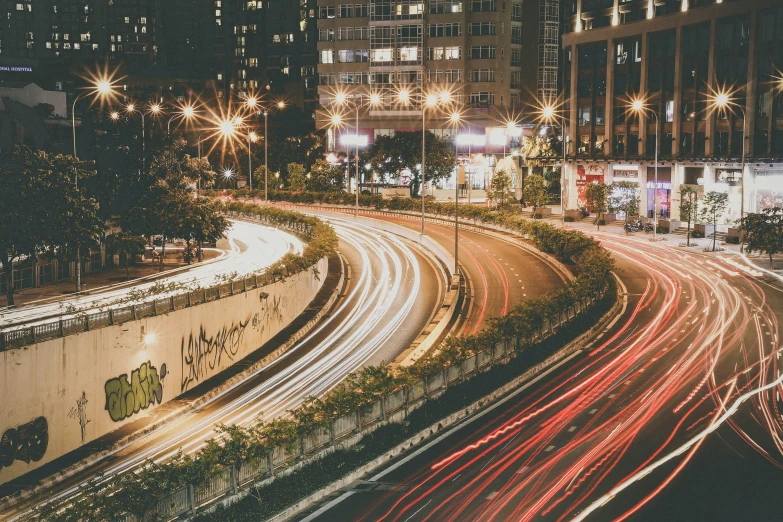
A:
[0, 218, 447, 520]
[307, 226, 783, 522]
[0, 219, 303, 330]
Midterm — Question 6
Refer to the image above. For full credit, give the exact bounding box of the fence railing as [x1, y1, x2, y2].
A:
[0, 213, 313, 352]
[117, 294, 599, 521]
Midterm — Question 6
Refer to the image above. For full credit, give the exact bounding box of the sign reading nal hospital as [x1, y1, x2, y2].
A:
[0, 65, 33, 73]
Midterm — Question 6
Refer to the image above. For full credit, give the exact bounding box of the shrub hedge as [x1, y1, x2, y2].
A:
[40, 196, 615, 522]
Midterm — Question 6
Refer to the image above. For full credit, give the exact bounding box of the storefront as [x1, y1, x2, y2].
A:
[751, 168, 783, 212]
[576, 164, 606, 208]
[646, 167, 671, 218]
[712, 167, 743, 224]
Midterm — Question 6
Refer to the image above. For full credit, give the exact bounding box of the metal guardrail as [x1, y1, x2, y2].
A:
[116, 294, 599, 521]
[0, 213, 312, 352]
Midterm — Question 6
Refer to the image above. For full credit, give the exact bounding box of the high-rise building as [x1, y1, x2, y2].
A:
[0, 0, 318, 127]
[315, 0, 555, 196]
[561, 0, 783, 224]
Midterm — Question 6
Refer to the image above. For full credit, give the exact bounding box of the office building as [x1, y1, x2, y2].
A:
[562, 0, 783, 226]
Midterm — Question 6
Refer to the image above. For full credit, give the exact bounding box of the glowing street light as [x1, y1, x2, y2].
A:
[538, 101, 568, 224]
[629, 95, 661, 241]
[710, 88, 747, 251]
[167, 104, 198, 134]
[110, 111, 120, 121]
[71, 72, 118, 293]
[219, 118, 236, 137]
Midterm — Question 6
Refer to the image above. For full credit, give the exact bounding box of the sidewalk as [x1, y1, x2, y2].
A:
[0, 248, 221, 309]
[529, 205, 783, 286]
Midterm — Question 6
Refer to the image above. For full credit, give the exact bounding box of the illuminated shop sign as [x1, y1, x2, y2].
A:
[613, 167, 638, 181]
[715, 168, 742, 185]
[0, 65, 33, 72]
[646, 181, 672, 190]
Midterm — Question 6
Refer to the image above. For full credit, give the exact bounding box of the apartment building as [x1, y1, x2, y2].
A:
[562, 0, 783, 226]
[315, 0, 555, 194]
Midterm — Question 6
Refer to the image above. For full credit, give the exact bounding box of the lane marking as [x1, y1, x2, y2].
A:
[486, 492, 499, 500]
[568, 426, 577, 432]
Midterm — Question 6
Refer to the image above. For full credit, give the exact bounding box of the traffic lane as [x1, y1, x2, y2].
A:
[596, 267, 783, 522]
[0, 223, 445, 519]
[301, 251, 649, 522]
[0, 220, 301, 329]
[305, 237, 756, 522]
[364, 213, 565, 334]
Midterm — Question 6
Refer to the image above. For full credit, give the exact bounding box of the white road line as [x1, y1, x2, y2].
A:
[403, 499, 433, 522]
[486, 492, 499, 500]
[568, 426, 577, 432]
[545, 445, 555, 452]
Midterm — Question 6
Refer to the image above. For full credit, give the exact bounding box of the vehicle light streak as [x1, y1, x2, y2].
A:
[360, 229, 781, 522]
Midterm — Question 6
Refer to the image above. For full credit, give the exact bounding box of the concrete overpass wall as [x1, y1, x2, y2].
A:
[0, 257, 328, 484]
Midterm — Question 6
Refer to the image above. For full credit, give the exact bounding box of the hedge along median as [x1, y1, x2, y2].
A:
[39, 198, 615, 522]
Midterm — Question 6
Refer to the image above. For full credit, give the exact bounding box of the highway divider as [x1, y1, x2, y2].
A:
[38, 198, 616, 522]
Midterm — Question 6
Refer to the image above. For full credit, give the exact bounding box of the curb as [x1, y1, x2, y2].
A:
[268, 279, 625, 522]
[0, 252, 345, 513]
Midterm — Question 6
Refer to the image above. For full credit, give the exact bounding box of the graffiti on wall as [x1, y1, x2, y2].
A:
[180, 317, 250, 392]
[0, 417, 48, 470]
[104, 362, 166, 422]
[68, 392, 90, 443]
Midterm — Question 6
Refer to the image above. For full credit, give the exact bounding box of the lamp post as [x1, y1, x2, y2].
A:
[248, 131, 259, 191]
[540, 104, 568, 224]
[71, 78, 113, 294]
[407, 89, 453, 235]
[449, 110, 461, 276]
[713, 91, 747, 252]
[630, 97, 659, 241]
[167, 104, 196, 135]
[334, 91, 382, 217]
[243, 96, 286, 200]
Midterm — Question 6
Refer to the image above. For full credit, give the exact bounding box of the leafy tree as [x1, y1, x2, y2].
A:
[489, 169, 514, 211]
[0, 148, 105, 303]
[106, 232, 147, 279]
[522, 173, 549, 217]
[178, 198, 229, 263]
[182, 155, 217, 194]
[287, 162, 307, 191]
[365, 131, 455, 197]
[608, 181, 640, 223]
[309, 159, 345, 192]
[741, 208, 783, 268]
[584, 182, 610, 230]
[699, 191, 728, 251]
[679, 185, 699, 246]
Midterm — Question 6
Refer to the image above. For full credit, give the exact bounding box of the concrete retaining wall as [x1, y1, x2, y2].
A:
[0, 258, 328, 484]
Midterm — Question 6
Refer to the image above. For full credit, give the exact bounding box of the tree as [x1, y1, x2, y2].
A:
[679, 185, 699, 246]
[309, 159, 344, 192]
[741, 208, 783, 268]
[522, 173, 549, 217]
[181, 155, 216, 194]
[699, 191, 728, 251]
[0, 148, 106, 303]
[106, 233, 146, 279]
[287, 162, 307, 191]
[178, 198, 229, 263]
[365, 131, 455, 197]
[584, 182, 610, 230]
[608, 181, 640, 223]
[490, 169, 514, 212]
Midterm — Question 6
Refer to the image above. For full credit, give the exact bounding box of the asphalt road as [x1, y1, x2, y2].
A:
[0, 220, 445, 519]
[0, 209, 569, 520]
[0, 219, 303, 330]
[302, 227, 783, 522]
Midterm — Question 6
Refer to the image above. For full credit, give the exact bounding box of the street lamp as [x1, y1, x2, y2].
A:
[629, 96, 660, 241]
[125, 102, 162, 176]
[222, 168, 235, 189]
[241, 95, 287, 200]
[413, 89, 455, 235]
[334, 91, 382, 217]
[539, 102, 568, 224]
[449, 110, 462, 276]
[711, 89, 747, 252]
[167, 104, 198, 134]
[248, 131, 259, 191]
[70, 76, 116, 293]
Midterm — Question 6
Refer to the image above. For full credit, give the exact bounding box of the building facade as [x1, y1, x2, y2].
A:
[0, 0, 318, 124]
[562, 0, 783, 227]
[315, 0, 557, 196]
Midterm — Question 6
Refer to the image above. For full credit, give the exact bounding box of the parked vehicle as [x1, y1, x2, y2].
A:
[624, 219, 644, 233]
[644, 221, 655, 233]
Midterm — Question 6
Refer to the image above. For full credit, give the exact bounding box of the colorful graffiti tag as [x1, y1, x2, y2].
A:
[104, 362, 166, 422]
